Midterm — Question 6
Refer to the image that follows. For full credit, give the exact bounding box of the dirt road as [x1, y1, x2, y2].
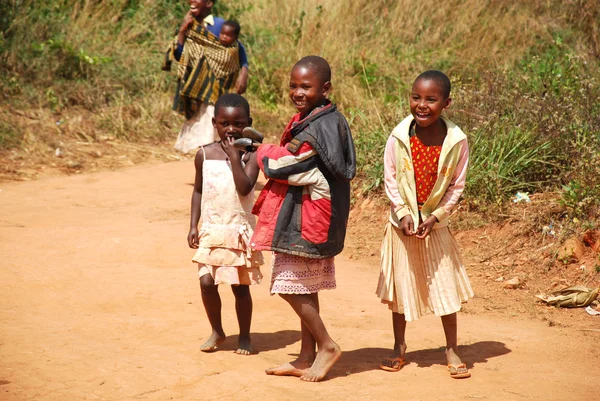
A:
[1, 161, 598, 401]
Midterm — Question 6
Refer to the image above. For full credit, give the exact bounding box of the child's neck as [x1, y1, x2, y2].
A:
[300, 102, 329, 119]
[196, 10, 211, 22]
[415, 119, 447, 146]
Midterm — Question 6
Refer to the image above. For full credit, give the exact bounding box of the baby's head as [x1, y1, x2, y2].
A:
[410, 70, 452, 128]
[289, 55, 332, 117]
[220, 20, 240, 46]
[212, 93, 252, 141]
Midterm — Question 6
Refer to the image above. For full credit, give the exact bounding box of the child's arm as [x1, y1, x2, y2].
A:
[235, 43, 249, 94]
[256, 142, 323, 187]
[384, 136, 415, 236]
[177, 11, 194, 47]
[187, 149, 204, 248]
[221, 137, 259, 196]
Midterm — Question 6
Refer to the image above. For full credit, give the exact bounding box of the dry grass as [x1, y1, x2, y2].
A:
[1, 1, 599, 223]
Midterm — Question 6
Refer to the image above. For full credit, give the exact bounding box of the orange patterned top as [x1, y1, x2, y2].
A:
[410, 135, 442, 207]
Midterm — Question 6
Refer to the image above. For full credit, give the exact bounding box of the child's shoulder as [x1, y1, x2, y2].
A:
[389, 115, 414, 139]
[308, 106, 349, 130]
[198, 142, 223, 159]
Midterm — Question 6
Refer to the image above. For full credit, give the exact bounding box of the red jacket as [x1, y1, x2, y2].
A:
[251, 104, 356, 258]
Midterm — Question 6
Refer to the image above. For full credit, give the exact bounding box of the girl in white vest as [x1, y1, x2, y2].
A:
[376, 70, 474, 379]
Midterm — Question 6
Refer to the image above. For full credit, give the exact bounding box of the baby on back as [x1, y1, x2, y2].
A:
[219, 20, 240, 47]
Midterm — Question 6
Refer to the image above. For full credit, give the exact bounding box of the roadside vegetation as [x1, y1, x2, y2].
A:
[1, 0, 599, 223]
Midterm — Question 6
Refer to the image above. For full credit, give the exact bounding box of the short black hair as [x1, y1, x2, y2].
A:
[415, 70, 451, 98]
[223, 20, 240, 36]
[293, 55, 331, 84]
[214, 93, 250, 118]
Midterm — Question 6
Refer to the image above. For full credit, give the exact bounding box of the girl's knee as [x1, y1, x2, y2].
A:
[199, 275, 217, 291]
[232, 284, 250, 298]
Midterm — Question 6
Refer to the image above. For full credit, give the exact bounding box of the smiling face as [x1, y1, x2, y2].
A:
[410, 78, 452, 128]
[219, 24, 238, 46]
[288, 66, 331, 117]
[212, 106, 252, 141]
[188, 0, 212, 19]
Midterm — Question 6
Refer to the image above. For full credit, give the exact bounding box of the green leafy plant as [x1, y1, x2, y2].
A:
[466, 125, 553, 204]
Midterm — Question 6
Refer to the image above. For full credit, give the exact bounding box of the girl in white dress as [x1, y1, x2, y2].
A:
[187, 93, 263, 355]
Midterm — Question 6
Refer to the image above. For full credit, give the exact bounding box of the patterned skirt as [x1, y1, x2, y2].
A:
[270, 252, 336, 294]
[376, 222, 473, 321]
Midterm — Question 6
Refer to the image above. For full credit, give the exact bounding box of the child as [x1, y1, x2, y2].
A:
[187, 93, 263, 355]
[251, 56, 356, 382]
[376, 70, 474, 378]
[219, 20, 240, 47]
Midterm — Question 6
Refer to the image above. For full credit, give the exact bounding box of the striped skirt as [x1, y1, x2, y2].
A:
[376, 222, 473, 321]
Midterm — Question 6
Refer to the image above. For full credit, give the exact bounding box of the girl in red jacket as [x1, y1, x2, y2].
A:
[251, 56, 356, 382]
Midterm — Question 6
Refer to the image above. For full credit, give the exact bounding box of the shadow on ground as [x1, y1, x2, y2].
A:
[218, 330, 301, 353]
[327, 341, 511, 380]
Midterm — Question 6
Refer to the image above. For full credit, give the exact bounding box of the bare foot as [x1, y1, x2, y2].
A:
[235, 336, 254, 355]
[300, 343, 341, 382]
[200, 330, 226, 352]
[265, 359, 312, 377]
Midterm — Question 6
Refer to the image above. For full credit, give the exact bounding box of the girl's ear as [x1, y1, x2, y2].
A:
[444, 97, 452, 109]
[323, 81, 332, 97]
[248, 116, 253, 127]
[212, 117, 217, 128]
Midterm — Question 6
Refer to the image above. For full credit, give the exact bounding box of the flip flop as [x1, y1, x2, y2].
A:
[379, 357, 405, 372]
[242, 127, 264, 143]
[447, 363, 471, 379]
[233, 138, 255, 152]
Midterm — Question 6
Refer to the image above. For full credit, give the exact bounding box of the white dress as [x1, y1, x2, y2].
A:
[192, 153, 263, 285]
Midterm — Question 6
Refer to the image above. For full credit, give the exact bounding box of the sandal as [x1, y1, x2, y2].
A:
[447, 363, 471, 379]
[379, 357, 405, 372]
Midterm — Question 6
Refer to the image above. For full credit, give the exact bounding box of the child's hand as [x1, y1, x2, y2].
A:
[416, 215, 437, 239]
[399, 215, 415, 236]
[179, 11, 194, 34]
[188, 227, 199, 248]
[236, 75, 248, 94]
[221, 137, 242, 162]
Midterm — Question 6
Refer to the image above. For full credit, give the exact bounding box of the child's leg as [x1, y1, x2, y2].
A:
[265, 296, 318, 377]
[231, 284, 253, 355]
[380, 312, 407, 371]
[441, 313, 470, 378]
[199, 274, 226, 351]
[392, 312, 407, 356]
[298, 294, 318, 360]
[281, 293, 341, 382]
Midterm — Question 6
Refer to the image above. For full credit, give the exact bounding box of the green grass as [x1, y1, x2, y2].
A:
[0, 0, 599, 218]
[466, 125, 554, 205]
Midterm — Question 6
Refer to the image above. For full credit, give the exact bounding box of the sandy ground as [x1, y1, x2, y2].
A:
[1, 160, 599, 401]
